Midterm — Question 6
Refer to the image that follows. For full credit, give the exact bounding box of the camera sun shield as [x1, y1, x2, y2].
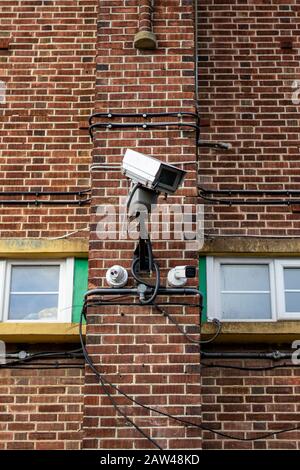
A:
[122, 149, 186, 195]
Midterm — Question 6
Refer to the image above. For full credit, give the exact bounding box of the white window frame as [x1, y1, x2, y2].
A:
[275, 259, 300, 320]
[0, 258, 74, 323]
[207, 257, 277, 322]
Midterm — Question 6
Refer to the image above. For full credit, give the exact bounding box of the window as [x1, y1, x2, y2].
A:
[275, 260, 300, 319]
[206, 257, 300, 322]
[0, 259, 74, 322]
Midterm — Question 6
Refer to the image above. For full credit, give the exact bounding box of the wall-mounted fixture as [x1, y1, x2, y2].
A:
[134, 0, 157, 50]
[122, 149, 186, 196]
[122, 148, 186, 276]
[106, 265, 128, 288]
[167, 266, 196, 287]
[122, 148, 186, 221]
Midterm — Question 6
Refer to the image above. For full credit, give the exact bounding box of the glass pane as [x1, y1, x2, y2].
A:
[8, 294, 58, 320]
[11, 265, 60, 292]
[285, 292, 300, 313]
[221, 293, 272, 320]
[221, 264, 270, 292]
[284, 268, 300, 291]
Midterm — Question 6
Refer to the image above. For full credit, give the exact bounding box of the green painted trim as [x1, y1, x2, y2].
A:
[199, 256, 207, 322]
[72, 258, 88, 323]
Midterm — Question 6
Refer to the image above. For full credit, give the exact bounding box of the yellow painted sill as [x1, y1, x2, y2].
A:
[0, 323, 86, 343]
[0, 238, 88, 258]
[202, 321, 300, 344]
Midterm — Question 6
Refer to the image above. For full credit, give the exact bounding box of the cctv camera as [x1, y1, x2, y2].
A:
[106, 265, 128, 288]
[167, 265, 196, 287]
[122, 149, 186, 195]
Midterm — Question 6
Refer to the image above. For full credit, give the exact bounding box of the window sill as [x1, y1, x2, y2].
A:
[0, 238, 88, 258]
[0, 323, 86, 343]
[3, 321, 298, 344]
[202, 321, 300, 344]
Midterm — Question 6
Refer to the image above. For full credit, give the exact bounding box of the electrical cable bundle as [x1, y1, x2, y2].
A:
[79, 302, 163, 450]
[153, 303, 221, 345]
[0, 349, 84, 370]
[80, 292, 300, 449]
[130, 238, 221, 342]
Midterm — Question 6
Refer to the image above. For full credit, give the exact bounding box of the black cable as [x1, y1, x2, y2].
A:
[0, 363, 84, 370]
[1, 349, 84, 368]
[28, 348, 83, 359]
[82, 302, 298, 441]
[126, 183, 142, 210]
[82, 299, 300, 442]
[79, 304, 162, 450]
[89, 108, 200, 146]
[199, 192, 300, 206]
[200, 423, 300, 442]
[130, 237, 160, 304]
[0, 189, 91, 196]
[130, 238, 156, 282]
[90, 118, 218, 149]
[5, 347, 83, 359]
[131, 258, 160, 304]
[84, 286, 203, 297]
[80, 301, 203, 439]
[87, 295, 134, 304]
[153, 304, 222, 345]
[85, 273, 300, 442]
[0, 199, 91, 206]
[199, 187, 300, 196]
[201, 351, 292, 360]
[131, 257, 155, 288]
[89, 122, 199, 139]
[201, 362, 300, 372]
[142, 262, 160, 304]
[89, 111, 198, 126]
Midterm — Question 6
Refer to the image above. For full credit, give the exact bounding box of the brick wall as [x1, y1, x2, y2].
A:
[83, 0, 202, 450]
[202, 347, 300, 450]
[0, 0, 97, 237]
[2, 0, 299, 453]
[0, 346, 84, 450]
[198, 0, 300, 450]
[0, 0, 96, 451]
[198, 0, 300, 236]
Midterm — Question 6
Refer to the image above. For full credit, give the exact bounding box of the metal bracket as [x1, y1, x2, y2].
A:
[133, 238, 150, 272]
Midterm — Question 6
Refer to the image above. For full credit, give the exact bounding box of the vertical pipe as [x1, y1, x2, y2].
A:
[134, 0, 157, 50]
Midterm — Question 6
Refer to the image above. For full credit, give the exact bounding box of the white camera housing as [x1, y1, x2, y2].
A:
[167, 265, 196, 287]
[122, 149, 186, 195]
[106, 265, 128, 288]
